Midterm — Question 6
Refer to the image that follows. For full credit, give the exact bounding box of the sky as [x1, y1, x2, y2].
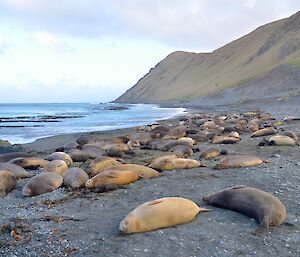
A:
[0, 0, 299, 103]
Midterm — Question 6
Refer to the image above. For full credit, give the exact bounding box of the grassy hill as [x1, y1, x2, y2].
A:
[116, 11, 300, 103]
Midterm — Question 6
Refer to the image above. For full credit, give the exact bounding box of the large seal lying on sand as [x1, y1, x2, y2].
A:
[63, 167, 89, 189]
[85, 170, 138, 188]
[148, 155, 204, 171]
[46, 152, 73, 166]
[43, 160, 68, 175]
[119, 197, 210, 234]
[203, 186, 286, 236]
[89, 157, 121, 176]
[9, 157, 49, 170]
[0, 170, 17, 197]
[0, 152, 32, 162]
[0, 163, 33, 179]
[214, 155, 266, 169]
[22, 172, 63, 197]
[105, 164, 160, 179]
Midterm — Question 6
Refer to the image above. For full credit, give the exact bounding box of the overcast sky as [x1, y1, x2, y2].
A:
[0, 0, 299, 103]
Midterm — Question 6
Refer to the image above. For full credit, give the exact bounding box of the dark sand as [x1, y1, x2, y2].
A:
[0, 97, 300, 257]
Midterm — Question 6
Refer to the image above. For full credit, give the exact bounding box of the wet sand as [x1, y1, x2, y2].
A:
[0, 99, 300, 257]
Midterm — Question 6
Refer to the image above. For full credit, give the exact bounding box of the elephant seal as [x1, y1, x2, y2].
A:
[68, 149, 90, 162]
[203, 186, 286, 236]
[251, 128, 276, 138]
[211, 136, 240, 144]
[0, 152, 32, 162]
[105, 164, 160, 179]
[85, 170, 138, 188]
[148, 155, 204, 171]
[199, 147, 228, 160]
[269, 135, 298, 146]
[169, 145, 193, 158]
[105, 148, 126, 158]
[43, 160, 68, 175]
[9, 157, 49, 170]
[89, 157, 121, 176]
[282, 131, 298, 142]
[178, 137, 195, 147]
[81, 145, 104, 159]
[119, 197, 210, 234]
[0, 170, 17, 197]
[22, 172, 63, 197]
[127, 140, 140, 148]
[214, 155, 266, 169]
[0, 163, 33, 179]
[63, 141, 79, 150]
[46, 152, 73, 166]
[63, 168, 89, 189]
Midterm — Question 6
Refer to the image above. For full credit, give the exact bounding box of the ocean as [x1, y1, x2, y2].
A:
[0, 103, 186, 144]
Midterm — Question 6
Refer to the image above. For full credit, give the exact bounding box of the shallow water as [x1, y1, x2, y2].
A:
[0, 103, 185, 144]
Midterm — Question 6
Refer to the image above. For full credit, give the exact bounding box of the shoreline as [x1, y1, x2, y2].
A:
[0, 99, 299, 257]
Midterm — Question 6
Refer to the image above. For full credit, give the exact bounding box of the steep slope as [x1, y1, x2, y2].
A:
[116, 11, 300, 103]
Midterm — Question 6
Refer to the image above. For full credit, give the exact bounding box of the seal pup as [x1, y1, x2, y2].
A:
[63, 168, 89, 189]
[0, 170, 17, 197]
[22, 172, 63, 197]
[203, 186, 286, 236]
[214, 155, 267, 169]
[119, 197, 210, 234]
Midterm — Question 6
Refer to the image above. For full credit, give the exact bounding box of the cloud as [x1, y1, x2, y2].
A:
[0, 0, 299, 50]
[0, 34, 10, 54]
[32, 31, 74, 53]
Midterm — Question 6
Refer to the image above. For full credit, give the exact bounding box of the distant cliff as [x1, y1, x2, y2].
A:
[116, 11, 300, 103]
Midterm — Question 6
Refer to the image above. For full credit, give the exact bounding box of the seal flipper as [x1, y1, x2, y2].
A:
[253, 216, 269, 237]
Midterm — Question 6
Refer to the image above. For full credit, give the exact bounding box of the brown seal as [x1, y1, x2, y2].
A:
[0, 152, 32, 162]
[105, 164, 160, 179]
[46, 152, 73, 166]
[43, 160, 68, 175]
[211, 135, 240, 144]
[22, 172, 63, 197]
[169, 145, 193, 158]
[68, 149, 90, 162]
[148, 155, 204, 171]
[8, 157, 49, 170]
[268, 135, 298, 146]
[251, 128, 276, 138]
[214, 155, 267, 169]
[63, 167, 89, 189]
[0, 163, 33, 179]
[85, 170, 138, 188]
[199, 147, 228, 160]
[88, 156, 121, 176]
[203, 186, 286, 236]
[0, 170, 17, 197]
[119, 197, 210, 234]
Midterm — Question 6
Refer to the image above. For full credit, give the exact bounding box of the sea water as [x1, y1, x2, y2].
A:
[0, 103, 186, 144]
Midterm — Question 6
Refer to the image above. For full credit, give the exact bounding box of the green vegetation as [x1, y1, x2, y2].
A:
[286, 59, 300, 68]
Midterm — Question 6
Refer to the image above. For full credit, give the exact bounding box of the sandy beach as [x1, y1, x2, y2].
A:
[0, 98, 300, 257]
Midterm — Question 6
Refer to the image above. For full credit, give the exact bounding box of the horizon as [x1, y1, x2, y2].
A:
[0, 1, 299, 103]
